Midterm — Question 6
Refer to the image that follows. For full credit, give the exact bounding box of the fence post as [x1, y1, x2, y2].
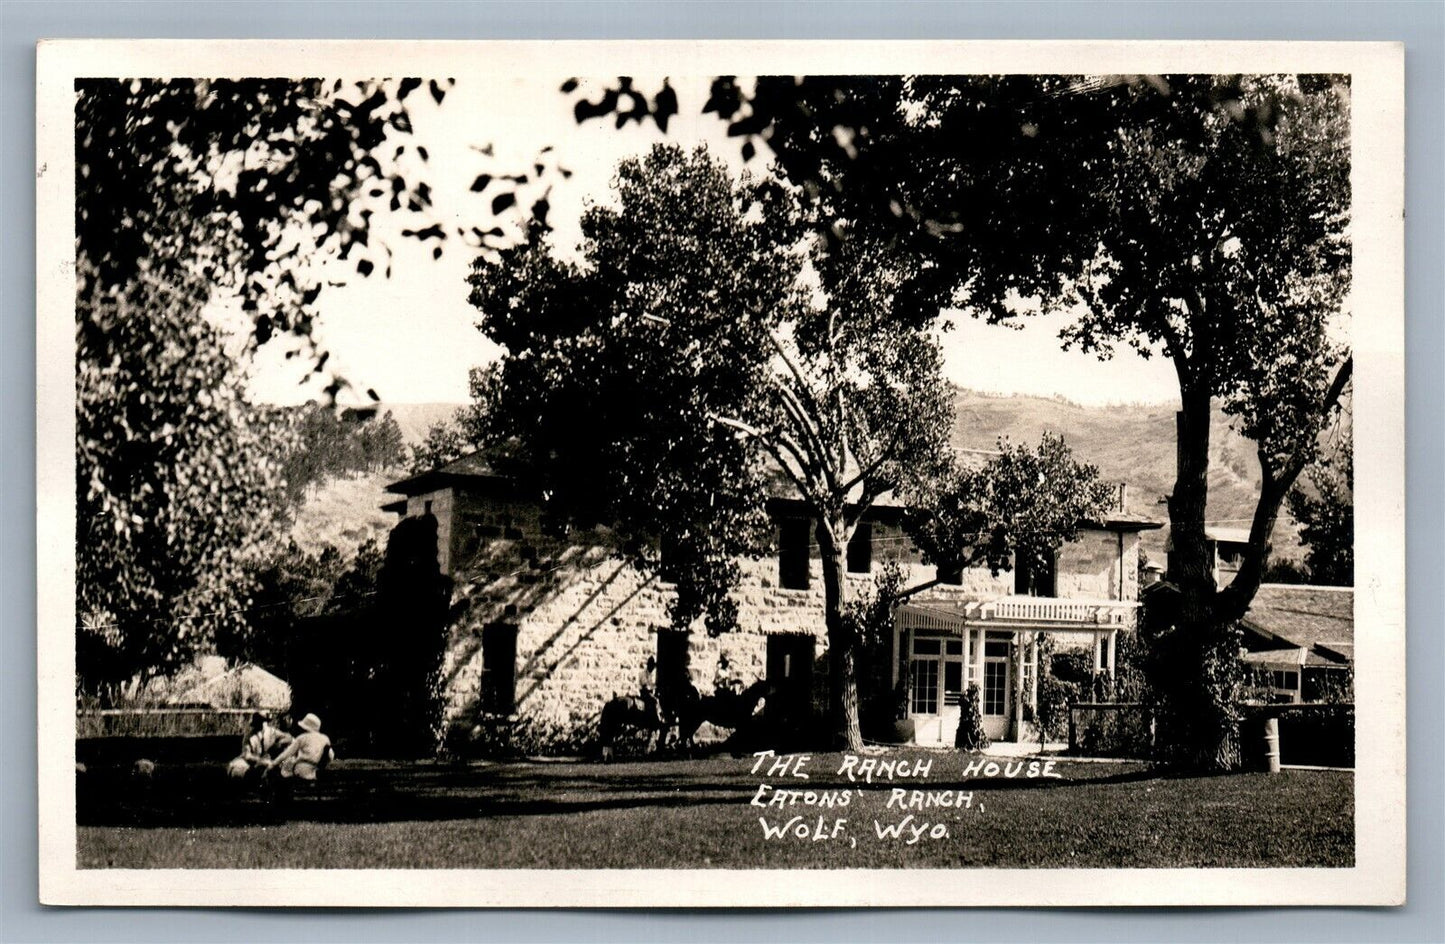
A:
[1263, 716, 1281, 773]
[1067, 703, 1076, 753]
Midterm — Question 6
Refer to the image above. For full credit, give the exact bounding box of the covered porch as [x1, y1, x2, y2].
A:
[893, 597, 1138, 746]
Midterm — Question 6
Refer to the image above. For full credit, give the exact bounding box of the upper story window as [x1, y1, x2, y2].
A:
[1014, 549, 1057, 597]
[846, 522, 873, 574]
[778, 517, 812, 590]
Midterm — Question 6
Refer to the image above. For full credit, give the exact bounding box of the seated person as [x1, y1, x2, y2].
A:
[272, 713, 334, 782]
[228, 712, 293, 780]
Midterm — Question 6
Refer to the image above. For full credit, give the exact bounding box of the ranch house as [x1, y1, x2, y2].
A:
[383, 454, 1161, 749]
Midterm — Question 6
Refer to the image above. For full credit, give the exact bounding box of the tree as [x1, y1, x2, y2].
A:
[1288, 437, 1353, 586]
[408, 416, 472, 475]
[74, 78, 455, 691]
[569, 75, 1353, 769]
[902, 434, 1118, 598]
[470, 144, 803, 638]
[906, 75, 1352, 769]
[76, 269, 295, 699]
[471, 144, 1114, 750]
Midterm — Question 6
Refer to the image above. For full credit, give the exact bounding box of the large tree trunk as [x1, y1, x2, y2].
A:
[818, 518, 863, 752]
[1163, 390, 1241, 771]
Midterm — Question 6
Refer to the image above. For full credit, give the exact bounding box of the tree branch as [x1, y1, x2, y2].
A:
[709, 413, 819, 505]
[1217, 354, 1353, 622]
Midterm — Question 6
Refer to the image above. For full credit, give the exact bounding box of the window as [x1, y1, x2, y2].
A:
[1014, 549, 1057, 597]
[1097, 634, 1111, 673]
[480, 623, 518, 715]
[910, 659, 939, 715]
[656, 630, 690, 707]
[912, 637, 942, 656]
[423, 499, 433, 515]
[767, 634, 815, 726]
[937, 562, 963, 586]
[983, 660, 1007, 716]
[1270, 670, 1299, 691]
[846, 522, 873, 574]
[943, 661, 964, 707]
[778, 518, 812, 590]
[983, 633, 1011, 717]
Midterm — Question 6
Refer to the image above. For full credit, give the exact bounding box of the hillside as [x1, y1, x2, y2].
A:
[293, 393, 1306, 565]
[947, 389, 1300, 561]
[376, 402, 469, 446]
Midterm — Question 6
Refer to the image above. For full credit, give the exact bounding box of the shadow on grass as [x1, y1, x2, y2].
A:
[75, 762, 752, 829]
[74, 752, 1191, 830]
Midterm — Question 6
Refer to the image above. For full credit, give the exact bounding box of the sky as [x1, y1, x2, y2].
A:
[244, 75, 1181, 410]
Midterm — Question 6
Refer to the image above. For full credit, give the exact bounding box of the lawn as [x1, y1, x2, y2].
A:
[77, 751, 1353, 869]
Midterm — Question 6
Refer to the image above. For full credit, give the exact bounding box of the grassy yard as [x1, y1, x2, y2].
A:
[77, 751, 1352, 869]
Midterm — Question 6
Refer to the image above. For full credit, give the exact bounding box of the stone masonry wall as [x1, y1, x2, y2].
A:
[430, 487, 1140, 742]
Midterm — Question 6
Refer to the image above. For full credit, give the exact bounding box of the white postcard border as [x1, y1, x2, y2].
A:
[36, 38, 1406, 907]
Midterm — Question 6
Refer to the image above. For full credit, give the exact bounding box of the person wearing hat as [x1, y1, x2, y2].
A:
[228, 712, 294, 783]
[272, 713, 334, 783]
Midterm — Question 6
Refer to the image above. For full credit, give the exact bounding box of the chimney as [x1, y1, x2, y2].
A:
[1117, 482, 1128, 513]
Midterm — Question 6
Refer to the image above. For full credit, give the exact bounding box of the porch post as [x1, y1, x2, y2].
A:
[891, 614, 903, 687]
[971, 627, 984, 697]
[1011, 631, 1025, 741]
[1107, 629, 1118, 678]
[1030, 633, 1040, 716]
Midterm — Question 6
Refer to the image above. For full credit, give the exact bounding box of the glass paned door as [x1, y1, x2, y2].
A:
[910, 657, 939, 715]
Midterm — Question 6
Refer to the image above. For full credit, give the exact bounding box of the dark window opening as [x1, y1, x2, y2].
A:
[846, 522, 873, 574]
[937, 562, 963, 586]
[656, 629, 691, 710]
[1014, 549, 1057, 597]
[767, 634, 815, 726]
[423, 499, 433, 516]
[480, 623, 518, 715]
[779, 517, 811, 590]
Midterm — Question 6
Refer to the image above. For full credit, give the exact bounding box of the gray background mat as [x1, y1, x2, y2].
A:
[3, 1, 1440, 941]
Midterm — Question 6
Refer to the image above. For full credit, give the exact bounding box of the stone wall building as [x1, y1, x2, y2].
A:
[383, 454, 1161, 749]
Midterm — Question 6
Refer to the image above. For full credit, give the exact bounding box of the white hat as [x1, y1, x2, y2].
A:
[297, 713, 322, 733]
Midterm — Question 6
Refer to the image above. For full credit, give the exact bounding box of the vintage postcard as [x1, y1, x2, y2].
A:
[37, 40, 1405, 907]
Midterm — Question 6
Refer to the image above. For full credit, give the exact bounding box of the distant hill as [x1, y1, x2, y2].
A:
[373, 402, 469, 446]
[297, 392, 1306, 564]
[946, 389, 1302, 562]
[286, 469, 401, 558]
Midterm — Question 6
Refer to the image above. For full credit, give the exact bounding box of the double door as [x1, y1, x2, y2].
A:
[908, 631, 1015, 744]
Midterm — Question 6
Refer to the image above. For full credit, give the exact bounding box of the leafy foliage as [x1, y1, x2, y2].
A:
[76, 270, 294, 699]
[408, 415, 473, 475]
[843, 561, 907, 735]
[903, 433, 1117, 590]
[279, 405, 407, 502]
[1287, 438, 1353, 586]
[74, 77, 455, 695]
[470, 144, 806, 635]
[76, 77, 447, 371]
[954, 684, 990, 752]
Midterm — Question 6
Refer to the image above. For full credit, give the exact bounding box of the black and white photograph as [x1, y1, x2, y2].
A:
[35, 39, 1405, 907]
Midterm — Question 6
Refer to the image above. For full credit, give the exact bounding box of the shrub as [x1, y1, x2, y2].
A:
[955, 683, 990, 752]
[1035, 674, 1078, 743]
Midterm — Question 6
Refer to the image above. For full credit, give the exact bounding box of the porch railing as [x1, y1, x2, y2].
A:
[982, 596, 1136, 625]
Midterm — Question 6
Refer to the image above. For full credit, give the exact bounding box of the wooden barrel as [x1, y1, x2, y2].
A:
[1263, 717, 1281, 773]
